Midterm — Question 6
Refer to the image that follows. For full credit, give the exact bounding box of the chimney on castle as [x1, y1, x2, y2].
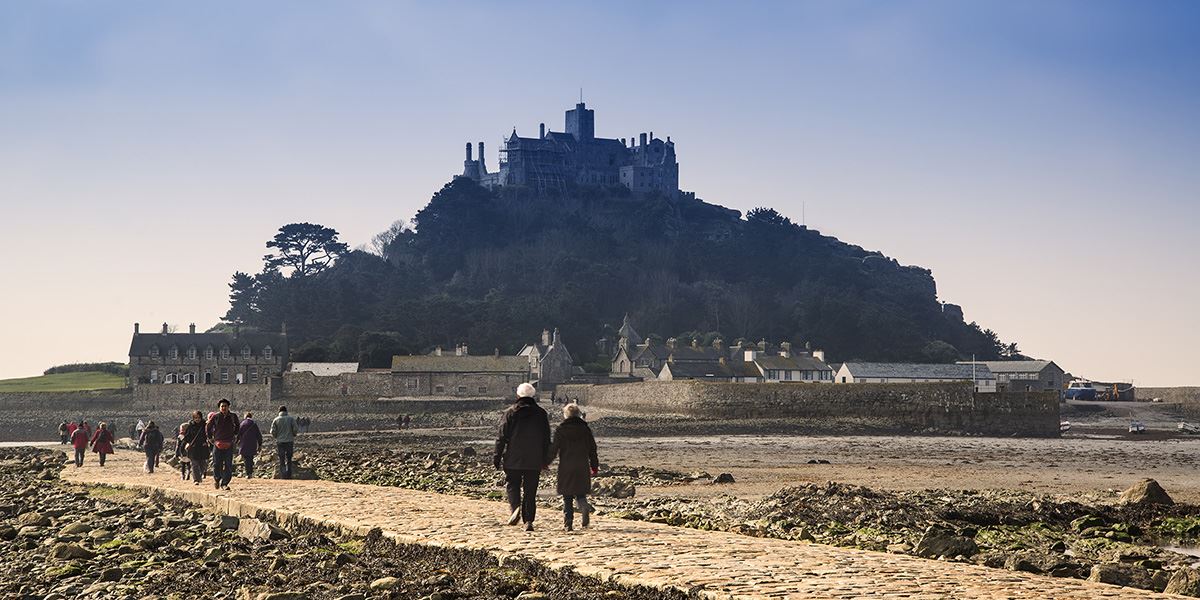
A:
[189, 323, 196, 334]
[621, 138, 626, 146]
[465, 143, 472, 161]
[478, 142, 486, 171]
[134, 322, 140, 334]
[650, 131, 654, 140]
[640, 133, 647, 146]
[539, 123, 545, 139]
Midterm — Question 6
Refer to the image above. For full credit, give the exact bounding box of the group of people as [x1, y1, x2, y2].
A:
[495, 382, 600, 532]
[60, 420, 116, 467]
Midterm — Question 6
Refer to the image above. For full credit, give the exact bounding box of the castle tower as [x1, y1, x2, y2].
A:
[565, 102, 594, 141]
[461, 143, 481, 180]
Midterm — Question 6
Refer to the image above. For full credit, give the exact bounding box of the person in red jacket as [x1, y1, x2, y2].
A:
[90, 422, 115, 466]
[70, 422, 89, 467]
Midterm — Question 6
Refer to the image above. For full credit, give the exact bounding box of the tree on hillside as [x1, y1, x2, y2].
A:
[263, 223, 349, 277]
[224, 271, 260, 323]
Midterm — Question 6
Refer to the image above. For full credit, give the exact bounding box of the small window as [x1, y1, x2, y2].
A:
[250, 367, 259, 382]
[220, 367, 229, 383]
[236, 372, 245, 384]
[187, 346, 197, 359]
[434, 385, 445, 393]
[241, 345, 251, 358]
[165, 373, 175, 384]
[205, 346, 214, 360]
[263, 346, 273, 360]
[457, 386, 467, 394]
[220, 346, 230, 359]
[406, 378, 418, 389]
[169, 346, 179, 359]
[150, 369, 158, 383]
[149, 345, 159, 358]
[478, 386, 487, 394]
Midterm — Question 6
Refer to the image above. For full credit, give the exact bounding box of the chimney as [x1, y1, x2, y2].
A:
[666, 337, 677, 350]
[690, 337, 700, 349]
[134, 322, 140, 334]
[539, 123, 545, 139]
[478, 142, 485, 171]
[757, 339, 768, 352]
[281, 321, 287, 335]
[779, 342, 791, 358]
[541, 329, 551, 347]
[744, 348, 757, 361]
[640, 132, 647, 146]
[621, 138, 626, 146]
[161, 322, 169, 335]
[650, 131, 654, 140]
[189, 323, 196, 334]
[713, 338, 725, 351]
[552, 328, 562, 347]
[465, 142, 472, 161]
[813, 349, 826, 363]
[719, 356, 727, 366]
[455, 344, 464, 357]
[494, 348, 500, 357]
[434, 346, 442, 357]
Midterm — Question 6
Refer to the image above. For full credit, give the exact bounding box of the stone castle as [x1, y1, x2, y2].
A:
[458, 102, 679, 195]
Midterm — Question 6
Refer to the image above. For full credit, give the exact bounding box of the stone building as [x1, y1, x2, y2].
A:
[390, 354, 529, 397]
[836, 362, 996, 393]
[957, 360, 1065, 393]
[458, 102, 680, 195]
[518, 328, 575, 391]
[128, 322, 288, 386]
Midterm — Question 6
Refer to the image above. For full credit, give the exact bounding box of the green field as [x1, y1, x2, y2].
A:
[0, 372, 127, 393]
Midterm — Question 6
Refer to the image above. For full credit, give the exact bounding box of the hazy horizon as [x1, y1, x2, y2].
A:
[1, 1, 1196, 386]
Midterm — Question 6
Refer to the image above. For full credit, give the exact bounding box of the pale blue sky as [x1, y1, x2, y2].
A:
[1, 1, 1196, 385]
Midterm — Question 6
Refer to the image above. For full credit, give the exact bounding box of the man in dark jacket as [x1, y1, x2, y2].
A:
[206, 399, 239, 490]
[238, 412, 263, 478]
[494, 382, 551, 531]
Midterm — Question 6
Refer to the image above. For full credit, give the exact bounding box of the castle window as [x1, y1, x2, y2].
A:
[263, 346, 273, 360]
[149, 345, 159, 358]
[220, 346, 230, 359]
[205, 346, 214, 360]
[169, 346, 179, 360]
[187, 346, 197, 359]
[241, 345, 251, 359]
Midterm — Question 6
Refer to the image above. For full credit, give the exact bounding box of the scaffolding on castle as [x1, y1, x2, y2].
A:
[500, 141, 566, 195]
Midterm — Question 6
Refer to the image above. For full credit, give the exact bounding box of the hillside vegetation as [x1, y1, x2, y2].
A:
[0, 372, 127, 393]
[224, 179, 1016, 367]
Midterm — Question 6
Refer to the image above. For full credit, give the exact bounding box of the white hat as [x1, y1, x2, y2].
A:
[517, 382, 536, 398]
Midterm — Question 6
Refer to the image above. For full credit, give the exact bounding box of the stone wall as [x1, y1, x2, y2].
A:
[282, 371, 397, 399]
[1141, 387, 1200, 407]
[557, 381, 1060, 437]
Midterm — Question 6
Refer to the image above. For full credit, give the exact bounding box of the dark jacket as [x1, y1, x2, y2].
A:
[207, 411, 239, 446]
[548, 417, 599, 496]
[238, 419, 263, 456]
[181, 421, 210, 460]
[494, 397, 551, 471]
[140, 427, 164, 454]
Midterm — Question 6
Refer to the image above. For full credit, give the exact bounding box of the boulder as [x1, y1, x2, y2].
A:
[1088, 563, 1154, 589]
[58, 522, 91, 536]
[256, 593, 306, 600]
[369, 577, 400, 591]
[592, 478, 636, 499]
[712, 473, 736, 484]
[1165, 568, 1200, 596]
[214, 515, 240, 530]
[0, 525, 16, 541]
[50, 542, 97, 560]
[17, 511, 51, 527]
[1118, 479, 1174, 506]
[238, 518, 291, 542]
[915, 526, 978, 559]
[98, 567, 123, 582]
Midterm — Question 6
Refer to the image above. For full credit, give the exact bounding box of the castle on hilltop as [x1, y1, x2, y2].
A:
[458, 102, 680, 195]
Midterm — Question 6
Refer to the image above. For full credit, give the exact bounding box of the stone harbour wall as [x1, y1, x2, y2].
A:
[557, 381, 1061, 437]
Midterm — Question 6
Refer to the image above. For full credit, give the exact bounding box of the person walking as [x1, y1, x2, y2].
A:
[70, 422, 89, 467]
[140, 421, 164, 473]
[81, 420, 93, 441]
[207, 399, 238, 490]
[90, 422, 115, 467]
[238, 411, 263, 478]
[175, 421, 191, 481]
[494, 383, 551, 531]
[181, 411, 210, 485]
[547, 403, 599, 531]
[58, 421, 69, 444]
[270, 405, 299, 479]
[135, 419, 146, 449]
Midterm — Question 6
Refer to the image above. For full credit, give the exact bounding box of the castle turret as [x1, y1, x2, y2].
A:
[478, 142, 486, 172]
[461, 142, 482, 180]
[565, 102, 594, 141]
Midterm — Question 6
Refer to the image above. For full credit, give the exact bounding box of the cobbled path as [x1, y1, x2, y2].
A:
[62, 452, 1178, 599]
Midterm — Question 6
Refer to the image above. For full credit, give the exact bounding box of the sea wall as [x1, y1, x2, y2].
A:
[557, 381, 1061, 437]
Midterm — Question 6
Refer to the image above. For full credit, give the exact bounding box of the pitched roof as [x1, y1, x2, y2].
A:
[633, 342, 671, 361]
[842, 362, 994, 380]
[754, 355, 833, 372]
[667, 346, 725, 362]
[663, 361, 734, 379]
[958, 360, 1058, 374]
[129, 331, 285, 356]
[289, 362, 359, 376]
[390, 355, 529, 374]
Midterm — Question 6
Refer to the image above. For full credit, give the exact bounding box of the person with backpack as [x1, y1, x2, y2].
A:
[207, 399, 239, 490]
[181, 411, 210, 485]
[90, 422, 115, 466]
[270, 405, 299, 479]
[547, 403, 600, 531]
[140, 421, 164, 473]
[494, 383, 551, 531]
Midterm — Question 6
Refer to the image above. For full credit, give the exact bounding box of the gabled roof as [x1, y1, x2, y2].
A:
[667, 346, 725, 362]
[633, 342, 671, 361]
[841, 362, 994, 380]
[663, 361, 734, 379]
[958, 360, 1059, 374]
[390, 355, 529, 374]
[129, 331, 285, 357]
[289, 362, 359, 376]
[754, 355, 833, 372]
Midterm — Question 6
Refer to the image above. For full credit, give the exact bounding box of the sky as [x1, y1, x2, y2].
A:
[1, 1, 1197, 386]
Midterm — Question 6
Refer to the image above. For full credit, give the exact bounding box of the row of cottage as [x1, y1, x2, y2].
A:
[129, 319, 1067, 399]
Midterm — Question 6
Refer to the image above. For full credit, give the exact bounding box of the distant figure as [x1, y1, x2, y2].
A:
[140, 421, 164, 473]
[58, 421, 69, 444]
[207, 399, 238, 490]
[81, 420, 93, 441]
[175, 421, 191, 481]
[135, 419, 146, 449]
[270, 405, 299, 479]
[396, 415, 404, 431]
[90, 422, 115, 467]
[70, 422, 89, 467]
[239, 411, 263, 478]
[403, 414, 411, 429]
[547, 403, 599, 531]
[181, 411, 210, 485]
[494, 382, 551, 532]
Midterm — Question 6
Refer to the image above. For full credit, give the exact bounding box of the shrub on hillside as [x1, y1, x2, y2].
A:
[43, 362, 129, 376]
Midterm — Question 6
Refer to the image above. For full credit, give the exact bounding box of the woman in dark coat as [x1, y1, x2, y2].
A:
[181, 411, 211, 485]
[89, 422, 115, 466]
[139, 421, 164, 473]
[547, 403, 599, 531]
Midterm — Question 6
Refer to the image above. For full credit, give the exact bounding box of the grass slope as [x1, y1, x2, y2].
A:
[0, 372, 127, 393]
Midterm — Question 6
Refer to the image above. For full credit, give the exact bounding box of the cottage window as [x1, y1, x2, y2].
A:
[263, 346, 273, 360]
[149, 346, 159, 358]
[241, 345, 251, 359]
[406, 378, 418, 389]
[434, 385, 445, 393]
[169, 346, 179, 360]
[220, 346, 230, 359]
[150, 370, 158, 383]
[187, 346, 197, 359]
[165, 373, 175, 384]
[478, 386, 487, 394]
[250, 367, 259, 382]
[457, 386, 467, 394]
[205, 346, 214, 360]
[236, 372, 245, 384]
[220, 367, 229, 383]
